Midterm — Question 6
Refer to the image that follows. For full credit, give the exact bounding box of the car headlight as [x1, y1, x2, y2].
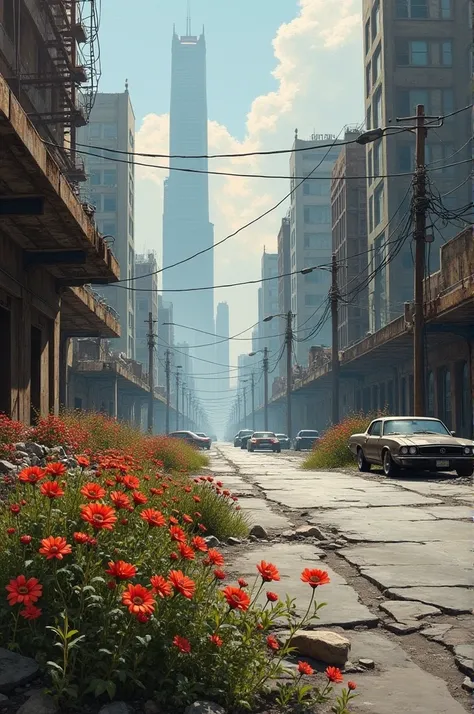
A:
[463, 446, 472, 455]
[400, 446, 408, 455]
[409, 446, 417, 455]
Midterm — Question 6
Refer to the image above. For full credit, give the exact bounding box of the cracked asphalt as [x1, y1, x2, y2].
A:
[211, 443, 473, 714]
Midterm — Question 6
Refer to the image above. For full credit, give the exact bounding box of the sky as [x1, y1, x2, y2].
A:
[97, 0, 364, 416]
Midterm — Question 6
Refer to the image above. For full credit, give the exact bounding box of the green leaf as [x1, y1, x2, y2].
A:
[106, 680, 116, 700]
[98, 648, 113, 656]
[94, 680, 108, 697]
[46, 660, 64, 673]
[65, 629, 79, 639]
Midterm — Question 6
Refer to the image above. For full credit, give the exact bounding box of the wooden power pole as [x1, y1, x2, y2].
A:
[331, 254, 340, 425]
[413, 104, 427, 416]
[146, 312, 156, 433]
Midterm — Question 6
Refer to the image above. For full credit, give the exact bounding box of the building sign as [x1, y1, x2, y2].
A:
[311, 134, 336, 141]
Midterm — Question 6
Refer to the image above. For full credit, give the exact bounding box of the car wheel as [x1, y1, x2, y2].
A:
[275, 448, 281, 453]
[357, 448, 371, 473]
[382, 449, 399, 477]
[295, 444, 300, 451]
[456, 466, 474, 477]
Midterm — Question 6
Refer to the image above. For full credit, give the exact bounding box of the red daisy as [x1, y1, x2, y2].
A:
[45, 462, 67, 477]
[178, 542, 195, 561]
[140, 508, 166, 527]
[110, 491, 131, 511]
[209, 634, 223, 647]
[298, 661, 314, 676]
[300, 568, 331, 588]
[6, 575, 42, 606]
[150, 575, 173, 598]
[132, 490, 148, 505]
[257, 561, 280, 582]
[169, 525, 186, 543]
[191, 536, 208, 552]
[40, 481, 65, 499]
[39, 536, 72, 560]
[222, 586, 250, 611]
[105, 560, 137, 580]
[81, 503, 117, 530]
[20, 604, 42, 620]
[325, 666, 343, 683]
[173, 635, 191, 654]
[205, 548, 224, 567]
[266, 635, 280, 651]
[122, 584, 155, 616]
[18, 466, 45, 485]
[168, 570, 195, 599]
[80, 482, 106, 500]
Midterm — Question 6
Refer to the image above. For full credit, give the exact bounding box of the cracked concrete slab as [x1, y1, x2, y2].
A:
[262, 484, 442, 509]
[341, 542, 472, 569]
[379, 600, 441, 621]
[387, 587, 473, 614]
[237, 497, 292, 531]
[360, 564, 473, 589]
[229, 543, 379, 628]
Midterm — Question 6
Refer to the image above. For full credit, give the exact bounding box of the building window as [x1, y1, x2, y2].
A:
[303, 179, 330, 196]
[291, 229, 296, 248]
[366, 63, 371, 96]
[373, 88, 382, 129]
[304, 233, 331, 249]
[427, 371, 434, 415]
[102, 221, 116, 236]
[103, 195, 117, 212]
[440, 0, 452, 18]
[373, 139, 382, 177]
[365, 18, 371, 53]
[305, 294, 320, 306]
[128, 215, 134, 236]
[372, 45, 381, 84]
[304, 205, 330, 224]
[442, 88, 454, 116]
[366, 106, 371, 131]
[368, 195, 374, 233]
[396, 0, 428, 18]
[103, 123, 118, 139]
[441, 41, 452, 66]
[90, 170, 100, 186]
[396, 39, 428, 66]
[103, 169, 117, 186]
[438, 367, 452, 428]
[397, 144, 413, 171]
[90, 123, 101, 139]
[371, 0, 380, 41]
[374, 184, 384, 226]
[367, 148, 373, 184]
[397, 88, 430, 116]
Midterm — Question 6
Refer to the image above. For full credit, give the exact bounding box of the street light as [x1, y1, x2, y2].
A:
[249, 348, 269, 430]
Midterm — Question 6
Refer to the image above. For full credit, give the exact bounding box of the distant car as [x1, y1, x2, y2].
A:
[294, 430, 320, 451]
[348, 416, 474, 478]
[247, 432, 281, 453]
[234, 429, 253, 447]
[169, 431, 210, 450]
[196, 432, 212, 450]
[276, 433, 291, 449]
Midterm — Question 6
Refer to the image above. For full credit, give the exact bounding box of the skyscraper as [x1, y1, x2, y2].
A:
[162, 16, 214, 367]
[215, 302, 230, 390]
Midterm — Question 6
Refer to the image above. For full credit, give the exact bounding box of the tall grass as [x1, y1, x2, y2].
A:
[303, 413, 377, 470]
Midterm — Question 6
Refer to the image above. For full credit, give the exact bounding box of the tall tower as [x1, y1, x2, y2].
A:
[162, 16, 215, 372]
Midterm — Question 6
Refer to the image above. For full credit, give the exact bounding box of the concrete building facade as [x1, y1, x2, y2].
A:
[331, 135, 370, 349]
[215, 302, 230, 391]
[277, 216, 291, 377]
[363, 0, 472, 331]
[157, 297, 174, 389]
[78, 90, 136, 357]
[134, 253, 159, 389]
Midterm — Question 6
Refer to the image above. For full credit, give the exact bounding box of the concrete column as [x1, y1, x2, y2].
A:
[59, 333, 69, 410]
[113, 375, 118, 419]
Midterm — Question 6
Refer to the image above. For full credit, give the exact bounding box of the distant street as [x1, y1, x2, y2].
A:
[211, 443, 473, 714]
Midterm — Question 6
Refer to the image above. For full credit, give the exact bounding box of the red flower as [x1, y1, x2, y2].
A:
[81, 503, 117, 530]
[80, 482, 106, 500]
[136, 612, 151, 624]
[238, 578, 248, 588]
[45, 462, 66, 477]
[169, 552, 179, 561]
[298, 661, 314, 676]
[205, 548, 224, 566]
[10, 504, 21, 515]
[266, 591, 279, 602]
[150, 575, 172, 598]
[6, 527, 15, 535]
[209, 634, 223, 647]
[214, 569, 226, 580]
[193, 495, 201, 503]
[301, 568, 331, 588]
[169, 516, 179, 525]
[178, 542, 195, 561]
[182, 514, 193, 524]
[40, 481, 65, 499]
[20, 535, 32, 545]
[132, 490, 148, 505]
[123, 475, 140, 491]
[266, 635, 280, 651]
[348, 681, 357, 691]
[6, 575, 42, 606]
[73, 531, 89, 544]
[106, 560, 137, 580]
[169, 525, 186, 543]
[168, 570, 195, 599]
[198, 523, 207, 532]
[191, 536, 208, 552]
[140, 508, 166, 528]
[257, 561, 280, 582]
[173, 635, 191, 654]
[77, 455, 90, 468]
[325, 666, 343, 683]
[122, 584, 155, 616]
[110, 491, 131, 510]
[20, 604, 42, 620]
[18, 466, 45, 485]
[39, 536, 72, 560]
[150, 487, 163, 496]
[222, 586, 250, 611]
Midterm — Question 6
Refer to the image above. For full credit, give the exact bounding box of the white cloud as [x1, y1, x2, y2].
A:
[135, 0, 363, 369]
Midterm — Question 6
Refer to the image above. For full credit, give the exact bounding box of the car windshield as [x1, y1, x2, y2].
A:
[300, 431, 319, 437]
[276, 434, 288, 439]
[196, 433, 207, 437]
[253, 432, 275, 438]
[240, 430, 253, 436]
[383, 419, 450, 436]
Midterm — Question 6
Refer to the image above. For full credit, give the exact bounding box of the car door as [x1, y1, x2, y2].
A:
[365, 420, 383, 462]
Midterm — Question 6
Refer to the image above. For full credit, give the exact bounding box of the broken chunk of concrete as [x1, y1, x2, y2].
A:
[380, 600, 440, 623]
[289, 630, 350, 666]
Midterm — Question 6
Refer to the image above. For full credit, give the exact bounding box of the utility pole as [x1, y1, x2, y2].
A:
[251, 373, 256, 431]
[331, 254, 340, 425]
[182, 384, 186, 429]
[237, 394, 241, 426]
[165, 349, 171, 434]
[263, 347, 269, 431]
[413, 104, 427, 416]
[175, 369, 181, 430]
[146, 312, 156, 434]
[242, 387, 247, 427]
[285, 311, 293, 439]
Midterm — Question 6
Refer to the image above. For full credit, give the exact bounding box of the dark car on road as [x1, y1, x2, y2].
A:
[276, 433, 291, 449]
[234, 429, 253, 447]
[240, 432, 254, 449]
[169, 431, 210, 449]
[247, 432, 281, 453]
[196, 432, 212, 450]
[294, 430, 320, 451]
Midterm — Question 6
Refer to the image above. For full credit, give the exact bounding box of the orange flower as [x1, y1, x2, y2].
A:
[191, 536, 208, 552]
[73, 531, 89, 544]
[20, 604, 42, 620]
[266, 591, 279, 602]
[45, 462, 67, 477]
[209, 634, 223, 647]
[178, 542, 195, 561]
[76, 455, 90, 467]
[105, 560, 137, 580]
[123, 475, 140, 491]
[169, 525, 186, 543]
[298, 661, 314, 676]
[168, 570, 195, 599]
[150, 575, 173, 598]
[325, 666, 343, 683]
[6, 575, 42, 606]
[300, 568, 331, 588]
[238, 578, 248, 588]
[18, 466, 45, 485]
[80, 482, 106, 500]
[110, 491, 131, 511]
[39, 536, 72, 560]
[140, 508, 166, 528]
[182, 514, 193, 524]
[348, 681, 357, 691]
[122, 584, 155, 616]
[81, 503, 117, 530]
[214, 569, 226, 580]
[266, 635, 280, 651]
[173, 635, 191, 653]
[222, 586, 250, 611]
[205, 548, 224, 567]
[257, 561, 280, 582]
[40, 481, 65, 499]
[132, 490, 148, 505]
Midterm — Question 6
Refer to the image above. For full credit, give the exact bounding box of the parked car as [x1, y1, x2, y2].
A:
[276, 433, 291, 449]
[247, 432, 281, 453]
[233, 429, 253, 447]
[196, 432, 212, 450]
[348, 416, 474, 477]
[240, 432, 254, 449]
[169, 431, 210, 450]
[294, 430, 320, 451]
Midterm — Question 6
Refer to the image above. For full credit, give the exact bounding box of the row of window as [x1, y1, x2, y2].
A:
[368, 183, 384, 233]
[89, 168, 117, 187]
[366, 88, 454, 131]
[365, 0, 453, 52]
[92, 193, 117, 213]
[304, 205, 331, 225]
[89, 122, 118, 140]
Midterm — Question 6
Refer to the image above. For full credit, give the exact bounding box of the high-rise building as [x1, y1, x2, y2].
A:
[261, 250, 281, 363]
[135, 253, 159, 387]
[363, 0, 471, 331]
[157, 297, 174, 388]
[79, 90, 136, 357]
[289, 134, 345, 365]
[215, 302, 230, 390]
[162, 19, 214, 367]
[277, 216, 291, 377]
[331, 134, 370, 349]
